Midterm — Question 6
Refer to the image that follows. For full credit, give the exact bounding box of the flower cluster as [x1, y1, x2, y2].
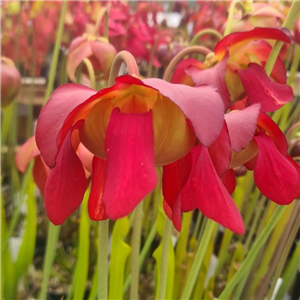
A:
[15, 25, 299, 236]
[3, 1, 298, 76]
[12, 1, 300, 235]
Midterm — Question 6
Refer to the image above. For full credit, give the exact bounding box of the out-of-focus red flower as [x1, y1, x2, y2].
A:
[36, 75, 225, 225]
[1, 57, 21, 108]
[191, 2, 228, 36]
[67, 34, 117, 82]
[124, 16, 160, 67]
[173, 27, 293, 110]
[230, 3, 285, 33]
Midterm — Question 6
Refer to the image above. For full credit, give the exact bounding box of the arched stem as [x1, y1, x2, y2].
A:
[163, 46, 211, 82]
[108, 51, 140, 86]
[190, 29, 222, 46]
[224, 1, 245, 36]
[94, 7, 109, 40]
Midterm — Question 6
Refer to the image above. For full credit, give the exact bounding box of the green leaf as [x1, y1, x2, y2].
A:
[153, 207, 175, 300]
[109, 217, 131, 300]
[72, 191, 90, 300]
[14, 178, 37, 284]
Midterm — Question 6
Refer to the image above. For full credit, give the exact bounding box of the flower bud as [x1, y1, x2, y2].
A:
[1, 57, 21, 108]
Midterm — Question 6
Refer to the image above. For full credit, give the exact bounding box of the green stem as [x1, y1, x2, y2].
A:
[287, 44, 300, 86]
[163, 46, 211, 82]
[44, 1, 67, 104]
[224, 1, 245, 36]
[130, 202, 144, 300]
[190, 29, 222, 46]
[83, 58, 96, 90]
[98, 220, 109, 300]
[94, 8, 109, 39]
[39, 223, 61, 299]
[192, 212, 202, 238]
[180, 219, 215, 300]
[123, 222, 157, 292]
[218, 206, 286, 300]
[108, 51, 140, 87]
[264, 0, 300, 76]
[157, 218, 173, 300]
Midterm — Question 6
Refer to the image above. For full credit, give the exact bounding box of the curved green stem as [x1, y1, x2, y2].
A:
[265, 0, 300, 76]
[218, 206, 286, 300]
[224, 1, 245, 36]
[39, 224, 61, 299]
[98, 220, 109, 300]
[94, 7, 109, 40]
[108, 51, 140, 87]
[130, 202, 144, 300]
[157, 218, 173, 300]
[82, 58, 96, 90]
[44, 1, 67, 104]
[190, 29, 222, 46]
[163, 46, 211, 82]
[180, 219, 215, 299]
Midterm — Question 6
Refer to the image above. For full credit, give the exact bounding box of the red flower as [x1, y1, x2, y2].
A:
[67, 34, 117, 82]
[36, 76, 225, 225]
[1, 57, 21, 108]
[173, 27, 293, 111]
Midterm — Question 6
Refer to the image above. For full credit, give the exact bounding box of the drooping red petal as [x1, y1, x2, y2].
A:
[186, 54, 231, 111]
[16, 136, 40, 173]
[162, 152, 192, 210]
[214, 27, 292, 59]
[44, 129, 87, 225]
[221, 169, 236, 195]
[67, 37, 93, 82]
[88, 156, 108, 221]
[253, 132, 299, 204]
[102, 108, 158, 219]
[239, 63, 293, 112]
[225, 104, 261, 152]
[143, 78, 224, 146]
[36, 84, 95, 168]
[189, 145, 245, 234]
[32, 155, 49, 196]
[162, 152, 192, 231]
[257, 113, 288, 155]
[208, 123, 231, 177]
[171, 58, 203, 86]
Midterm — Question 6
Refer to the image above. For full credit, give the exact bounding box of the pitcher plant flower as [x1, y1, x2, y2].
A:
[1, 57, 21, 108]
[36, 75, 226, 225]
[67, 34, 117, 82]
[173, 27, 293, 111]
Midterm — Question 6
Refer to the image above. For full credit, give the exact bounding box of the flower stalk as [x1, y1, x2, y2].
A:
[130, 202, 144, 300]
[98, 220, 109, 300]
[163, 46, 211, 82]
[108, 51, 140, 86]
[157, 218, 173, 300]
